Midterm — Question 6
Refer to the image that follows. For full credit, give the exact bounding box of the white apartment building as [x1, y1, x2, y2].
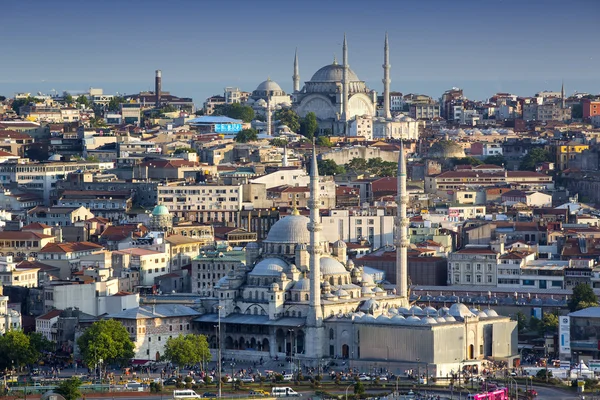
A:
[320, 208, 394, 250]
[113, 248, 170, 286]
[36, 309, 62, 342]
[0, 292, 21, 334]
[497, 250, 537, 287]
[448, 246, 500, 286]
[348, 115, 373, 140]
[0, 256, 39, 288]
[0, 161, 114, 205]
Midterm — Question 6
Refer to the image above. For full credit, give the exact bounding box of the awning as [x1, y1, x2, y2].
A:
[131, 359, 150, 366]
[194, 314, 306, 327]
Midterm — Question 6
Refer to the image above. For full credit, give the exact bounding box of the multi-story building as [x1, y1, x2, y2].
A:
[348, 115, 373, 140]
[224, 87, 250, 104]
[389, 92, 404, 112]
[0, 161, 114, 205]
[112, 248, 170, 287]
[120, 103, 142, 126]
[191, 248, 245, 297]
[0, 130, 34, 157]
[496, 250, 536, 287]
[409, 103, 440, 120]
[582, 98, 600, 119]
[35, 309, 62, 342]
[38, 241, 105, 279]
[203, 95, 226, 115]
[56, 190, 133, 221]
[320, 208, 394, 250]
[0, 287, 21, 334]
[27, 206, 94, 227]
[448, 246, 500, 286]
[0, 230, 55, 259]
[0, 256, 39, 287]
[555, 141, 589, 171]
[106, 304, 200, 361]
[425, 170, 554, 193]
[164, 235, 203, 271]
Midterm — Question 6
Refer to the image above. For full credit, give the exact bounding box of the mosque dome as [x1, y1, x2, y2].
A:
[449, 303, 474, 318]
[398, 307, 411, 315]
[484, 309, 499, 317]
[424, 306, 438, 316]
[292, 277, 310, 291]
[246, 242, 260, 249]
[264, 213, 311, 244]
[335, 288, 350, 298]
[391, 315, 406, 324]
[152, 204, 170, 216]
[361, 273, 375, 285]
[410, 305, 425, 316]
[435, 317, 447, 323]
[405, 315, 421, 324]
[320, 257, 348, 275]
[310, 62, 360, 83]
[256, 78, 283, 92]
[256, 99, 267, 107]
[429, 140, 466, 159]
[422, 317, 438, 324]
[333, 239, 347, 248]
[438, 307, 450, 316]
[444, 315, 457, 322]
[249, 258, 288, 276]
[376, 314, 392, 324]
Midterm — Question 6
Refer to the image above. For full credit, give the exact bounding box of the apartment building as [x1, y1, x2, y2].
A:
[425, 170, 554, 193]
[27, 206, 94, 226]
[409, 103, 440, 120]
[112, 248, 170, 287]
[447, 246, 500, 286]
[0, 230, 55, 259]
[0, 130, 34, 156]
[164, 235, 203, 271]
[0, 256, 39, 287]
[35, 309, 62, 342]
[320, 208, 395, 250]
[191, 248, 245, 297]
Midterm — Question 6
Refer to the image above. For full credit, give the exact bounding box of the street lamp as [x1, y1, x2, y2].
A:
[230, 362, 235, 390]
[508, 376, 518, 400]
[345, 383, 353, 400]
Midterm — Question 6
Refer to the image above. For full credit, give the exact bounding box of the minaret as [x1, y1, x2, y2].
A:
[282, 144, 289, 167]
[293, 48, 300, 93]
[395, 142, 409, 303]
[155, 70, 162, 107]
[382, 32, 392, 119]
[306, 139, 324, 361]
[561, 80, 566, 109]
[266, 99, 272, 136]
[342, 33, 349, 130]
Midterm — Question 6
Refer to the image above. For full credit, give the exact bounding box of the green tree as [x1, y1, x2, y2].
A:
[213, 103, 254, 123]
[346, 158, 368, 172]
[270, 138, 288, 147]
[235, 128, 259, 143]
[519, 148, 552, 171]
[515, 311, 528, 334]
[317, 159, 345, 176]
[63, 93, 74, 104]
[569, 283, 598, 312]
[25, 145, 50, 161]
[55, 377, 82, 400]
[11, 97, 39, 114]
[322, 128, 333, 136]
[483, 154, 506, 166]
[160, 104, 177, 114]
[273, 108, 300, 132]
[451, 156, 483, 166]
[528, 316, 541, 333]
[300, 112, 318, 140]
[174, 147, 197, 154]
[0, 330, 37, 370]
[540, 312, 559, 335]
[108, 96, 125, 112]
[29, 332, 54, 354]
[76, 95, 89, 107]
[571, 104, 583, 119]
[354, 382, 365, 395]
[163, 334, 212, 367]
[77, 319, 135, 369]
[316, 136, 332, 147]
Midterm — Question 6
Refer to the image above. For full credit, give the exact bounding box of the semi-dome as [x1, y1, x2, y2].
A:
[320, 257, 348, 275]
[292, 277, 310, 291]
[256, 78, 283, 92]
[310, 63, 360, 82]
[152, 204, 170, 216]
[264, 214, 311, 244]
[249, 258, 288, 276]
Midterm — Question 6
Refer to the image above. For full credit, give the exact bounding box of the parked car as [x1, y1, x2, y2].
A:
[203, 393, 218, 398]
[378, 376, 388, 381]
[526, 389, 538, 397]
[240, 376, 254, 383]
[250, 389, 270, 396]
[163, 378, 178, 386]
[359, 374, 371, 381]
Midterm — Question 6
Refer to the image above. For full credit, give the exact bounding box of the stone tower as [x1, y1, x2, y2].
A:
[395, 142, 409, 305]
[382, 33, 392, 119]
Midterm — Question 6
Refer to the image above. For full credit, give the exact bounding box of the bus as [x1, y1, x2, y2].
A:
[467, 388, 508, 400]
[272, 387, 302, 397]
[173, 390, 202, 399]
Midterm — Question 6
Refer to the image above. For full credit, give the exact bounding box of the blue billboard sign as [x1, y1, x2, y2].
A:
[215, 123, 242, 133]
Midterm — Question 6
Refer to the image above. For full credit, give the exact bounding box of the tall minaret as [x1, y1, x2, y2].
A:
[306, 140, 324, 361]
[382, 32, 392, 119]
[266, 99, 272, 136]
[342, 33, 349, 130]
[561, 80, 566, 109]
[282, 144, 289, 167]
[293, 48, 300, 93]
[395, 142, 409, 303]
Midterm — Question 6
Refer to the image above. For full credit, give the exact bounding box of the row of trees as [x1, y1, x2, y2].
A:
[212, 103, 255, 123]
[317, 157, 400, 177]
[0, 331, 53, 371]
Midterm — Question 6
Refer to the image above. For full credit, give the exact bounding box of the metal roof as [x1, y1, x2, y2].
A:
[194, 313, 305, 327]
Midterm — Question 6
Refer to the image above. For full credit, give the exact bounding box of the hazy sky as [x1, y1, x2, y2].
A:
[1, 0, 599, 103]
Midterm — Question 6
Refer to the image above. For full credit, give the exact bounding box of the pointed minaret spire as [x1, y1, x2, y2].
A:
[282, 144, 289, 167]
[342, 33, 349, 130]
[395, 141, 408, 302]
[293, 48, 300, 93]
[306, 138, 324, 359]
[382, 32, 392, 119]
[561, 80, 566, 109]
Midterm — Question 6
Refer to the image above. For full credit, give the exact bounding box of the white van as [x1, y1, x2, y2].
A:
[272, 387, 301, 397]
[282, 374, 294, 381]
[173, 390, 202, 399]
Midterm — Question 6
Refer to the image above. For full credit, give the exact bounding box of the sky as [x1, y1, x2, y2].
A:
[1, 0, 599, 104]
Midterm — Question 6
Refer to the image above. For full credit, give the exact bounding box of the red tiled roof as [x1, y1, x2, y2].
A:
[22, 222, 51, 230]
[0, 231, 53, 240]
[37, 309, 63, 320]
[40, 241, 103, 254]
[455, 247, 497, 255]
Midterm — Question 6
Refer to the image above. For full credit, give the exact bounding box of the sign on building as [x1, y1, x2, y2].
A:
[559, 316, 571, 355]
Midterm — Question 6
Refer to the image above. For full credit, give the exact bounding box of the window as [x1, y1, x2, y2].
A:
[466, 274, 471, 283]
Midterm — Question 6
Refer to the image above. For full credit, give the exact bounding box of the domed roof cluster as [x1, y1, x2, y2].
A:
[310, 62, 360, 82]
[264, 214, 311, 244]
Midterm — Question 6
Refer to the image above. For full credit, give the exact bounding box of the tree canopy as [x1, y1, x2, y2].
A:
[0, 331, 38, 370]
[270, 138, 288, 147]
[300, 112, 318, 140]
[163, 334, 211, 366]
[317, 159, 345, 176]
[519, 147, 552, 171]
[174, 147, 197, 154]
[345, 157, 397, 177]
[316, 136, 333, 147]
[451, 156, 483, 166]
[55, 377, 82, 400]
[11, 96, 42, 114]
[568, 283, 598, 312]
[76, 95, 90, 107]
[212, 103, 255, 123]
[273, 108, 300, 133]
[108, 96, 125, 112]
[77, 319, 135, 368]
[235, 128, 259, 143]
[483, 154, 506, 166]
[63, 93, 74, 104]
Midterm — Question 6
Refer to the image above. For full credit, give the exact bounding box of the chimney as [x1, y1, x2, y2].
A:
[155, 70, 162, 107]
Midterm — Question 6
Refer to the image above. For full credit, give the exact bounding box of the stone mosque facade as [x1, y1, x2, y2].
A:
[193, 142, 517, 375]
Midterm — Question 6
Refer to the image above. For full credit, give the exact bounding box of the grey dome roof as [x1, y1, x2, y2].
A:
[335, 288, 350, 297]
[376, 314, 392, 324]
[484, 309, 499, 317]
[449, 303, 474, 318]
[391, 315, 406, 324]
[246, 242, 260, 249]
[320, 257, 348, 275]
[310, 63, 360, 82]
[405, 315, 421, 323]
[445, 315, 457, 322]
[292, 277, 310, 291]
[410, 305, 425, 316]
[333, 239, 347, 248]
[424, 306, 438, 316]
[422, 317, 438, 324]
[256, 79, 283, 92]
[398, 307, 411, 315]
[264, 214, 311, 244]
[249, 257, 288, 276]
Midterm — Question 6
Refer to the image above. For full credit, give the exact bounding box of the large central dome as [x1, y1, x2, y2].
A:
[310, 63, 360, 82]
[264, 214, 310, 244]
